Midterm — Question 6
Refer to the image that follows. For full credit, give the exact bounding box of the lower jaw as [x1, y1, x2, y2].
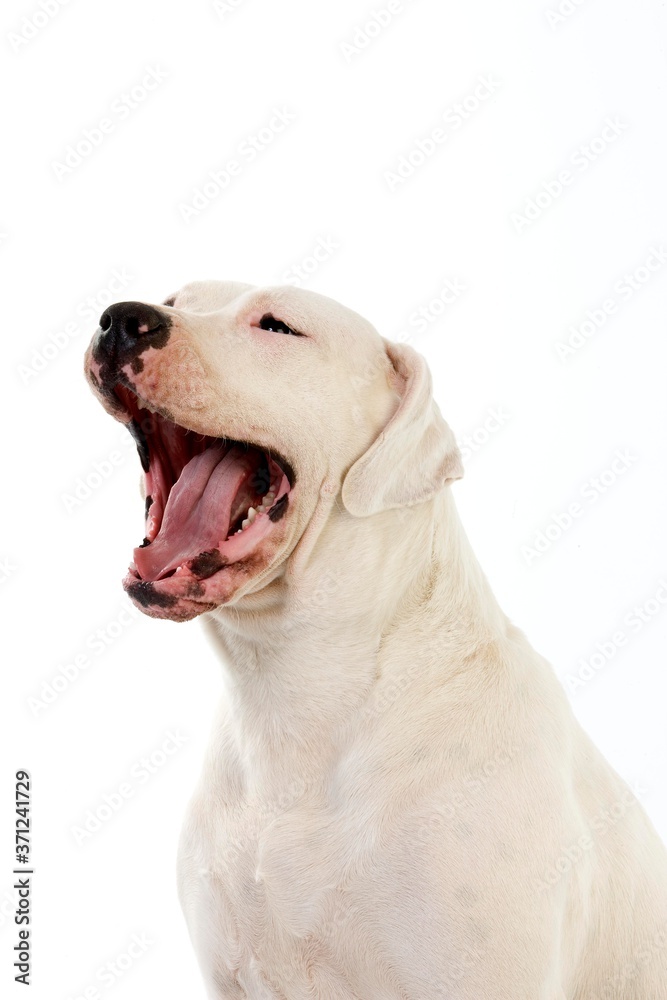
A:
[123, 563, 258, 621]
[123, 574, 217, 622]
[122, 506, 292, 622]
[122, 457, 294, 619]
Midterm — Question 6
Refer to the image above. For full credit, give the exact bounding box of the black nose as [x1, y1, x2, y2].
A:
[93, 301, 170, 369]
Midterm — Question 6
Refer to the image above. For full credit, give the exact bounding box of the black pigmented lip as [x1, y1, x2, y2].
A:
[129, 418, 150, 472]
[187, 549, 229, 579]
[125, 580, 179, 609]
[268, 493, 288, 523]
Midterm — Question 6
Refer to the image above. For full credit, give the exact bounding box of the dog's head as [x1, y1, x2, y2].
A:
[83, 281, 463, 622]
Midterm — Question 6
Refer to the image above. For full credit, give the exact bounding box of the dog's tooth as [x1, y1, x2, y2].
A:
[247, 507, 257, 523]
[241, 518, 249, 530]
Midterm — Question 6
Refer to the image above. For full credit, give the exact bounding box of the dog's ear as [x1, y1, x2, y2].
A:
[341, 341, 463, 517]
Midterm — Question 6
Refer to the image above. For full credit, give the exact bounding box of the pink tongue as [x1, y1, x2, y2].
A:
[133, 445, 254, 581]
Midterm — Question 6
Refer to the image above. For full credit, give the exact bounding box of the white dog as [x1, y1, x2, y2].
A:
[84, 281, 667, 999]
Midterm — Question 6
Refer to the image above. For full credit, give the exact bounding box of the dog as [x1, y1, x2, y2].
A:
[84, 281, 667, 999]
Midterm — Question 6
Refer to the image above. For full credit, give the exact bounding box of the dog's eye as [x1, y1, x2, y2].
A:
[258, 313, 303, 336]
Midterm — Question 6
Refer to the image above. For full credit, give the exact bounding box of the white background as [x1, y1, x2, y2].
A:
[2, 0, 666, 996]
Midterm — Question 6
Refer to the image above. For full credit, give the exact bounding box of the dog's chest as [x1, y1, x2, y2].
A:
[179, 787, 377, 999]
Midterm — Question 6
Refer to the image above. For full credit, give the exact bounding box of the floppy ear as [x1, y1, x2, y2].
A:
[341, 340, 463, 517]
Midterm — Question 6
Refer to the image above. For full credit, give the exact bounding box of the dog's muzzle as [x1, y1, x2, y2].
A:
[84, 302, 295, 619]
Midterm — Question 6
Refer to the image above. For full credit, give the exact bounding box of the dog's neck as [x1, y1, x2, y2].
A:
[204, 489, 509, 794]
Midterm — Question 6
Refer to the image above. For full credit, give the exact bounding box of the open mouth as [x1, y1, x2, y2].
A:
[112, 384, 293, 589]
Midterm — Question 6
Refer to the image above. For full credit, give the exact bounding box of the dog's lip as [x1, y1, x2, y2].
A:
[122, 572, 218, 621]
[123, 565, 216, 601]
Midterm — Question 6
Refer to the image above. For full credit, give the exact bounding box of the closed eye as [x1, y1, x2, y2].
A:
[257, 313, 304, 337]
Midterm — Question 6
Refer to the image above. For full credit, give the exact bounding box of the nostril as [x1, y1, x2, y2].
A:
[136, 315, 163, 335]
[122, 314, 141, 338]
[99, 308, 113, 332]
